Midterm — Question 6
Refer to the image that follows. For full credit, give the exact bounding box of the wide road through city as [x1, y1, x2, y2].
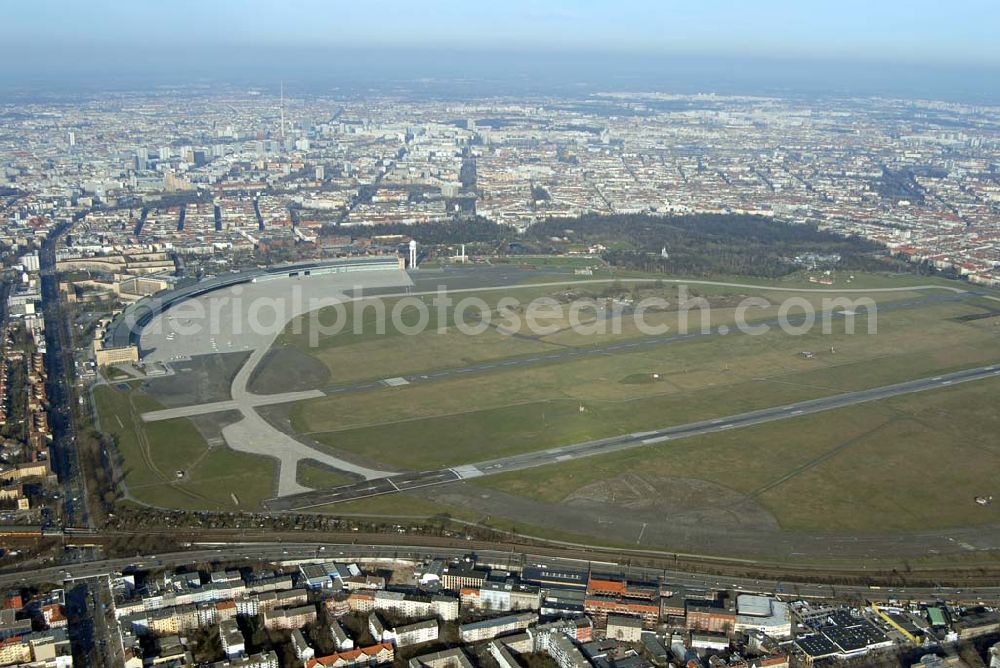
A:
[266, 362, 1000, 510]
[3, 542, 999, 604]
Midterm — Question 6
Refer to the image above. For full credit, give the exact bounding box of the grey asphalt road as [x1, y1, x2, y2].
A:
[140, 389, 326, 422]
[266, 362, 1000, 511]
[3, 542, 998, 604]
[265, 470, 462, 510]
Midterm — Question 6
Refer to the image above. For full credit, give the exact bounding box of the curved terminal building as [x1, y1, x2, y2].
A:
[102, 255, 405, 363]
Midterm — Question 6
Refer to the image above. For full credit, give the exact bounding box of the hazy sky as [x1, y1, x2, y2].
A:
[3, 0, 998, 64]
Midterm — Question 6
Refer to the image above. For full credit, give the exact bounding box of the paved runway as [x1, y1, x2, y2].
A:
[265, 363, 1000, 510]
[140, 389, 325, 421]
[268, 469, 466, 510]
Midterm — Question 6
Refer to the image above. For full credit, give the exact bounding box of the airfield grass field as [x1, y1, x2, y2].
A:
[269, 277, 943, 387]
[306, 376, 1000, 540]
[307, 492, 626, 549]
[263, 274, 1000, 536]
[286, 310, 921, 393]
[296, 460, 351, 489]
[93, 385, 276, 510]
[285, 295, 1000, 472]
[472, 376, 1000, 533]
[95, 269, 1000, 542]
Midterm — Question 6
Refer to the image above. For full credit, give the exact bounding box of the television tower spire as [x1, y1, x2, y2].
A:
[279, 81, 285, 141]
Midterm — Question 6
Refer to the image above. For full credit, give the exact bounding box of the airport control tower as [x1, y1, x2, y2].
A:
[408, 239, 417, 268]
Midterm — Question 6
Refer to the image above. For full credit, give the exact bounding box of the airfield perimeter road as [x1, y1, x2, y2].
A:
[265, 362, 1000, 510]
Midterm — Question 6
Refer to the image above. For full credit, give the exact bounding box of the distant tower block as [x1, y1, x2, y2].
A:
[409, 239, 417, 268]
[279, 81, 285, 141]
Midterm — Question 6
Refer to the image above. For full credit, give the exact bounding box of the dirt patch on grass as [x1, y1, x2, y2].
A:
[564, 473, 778, 531]
[619, 373, 666, 385]
[188, 410, 244, 447]
[249, 346, 331, 394]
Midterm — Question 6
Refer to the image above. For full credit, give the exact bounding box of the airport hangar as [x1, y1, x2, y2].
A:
[102, 255, 405, 358]
[99, 254, 412, 498]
